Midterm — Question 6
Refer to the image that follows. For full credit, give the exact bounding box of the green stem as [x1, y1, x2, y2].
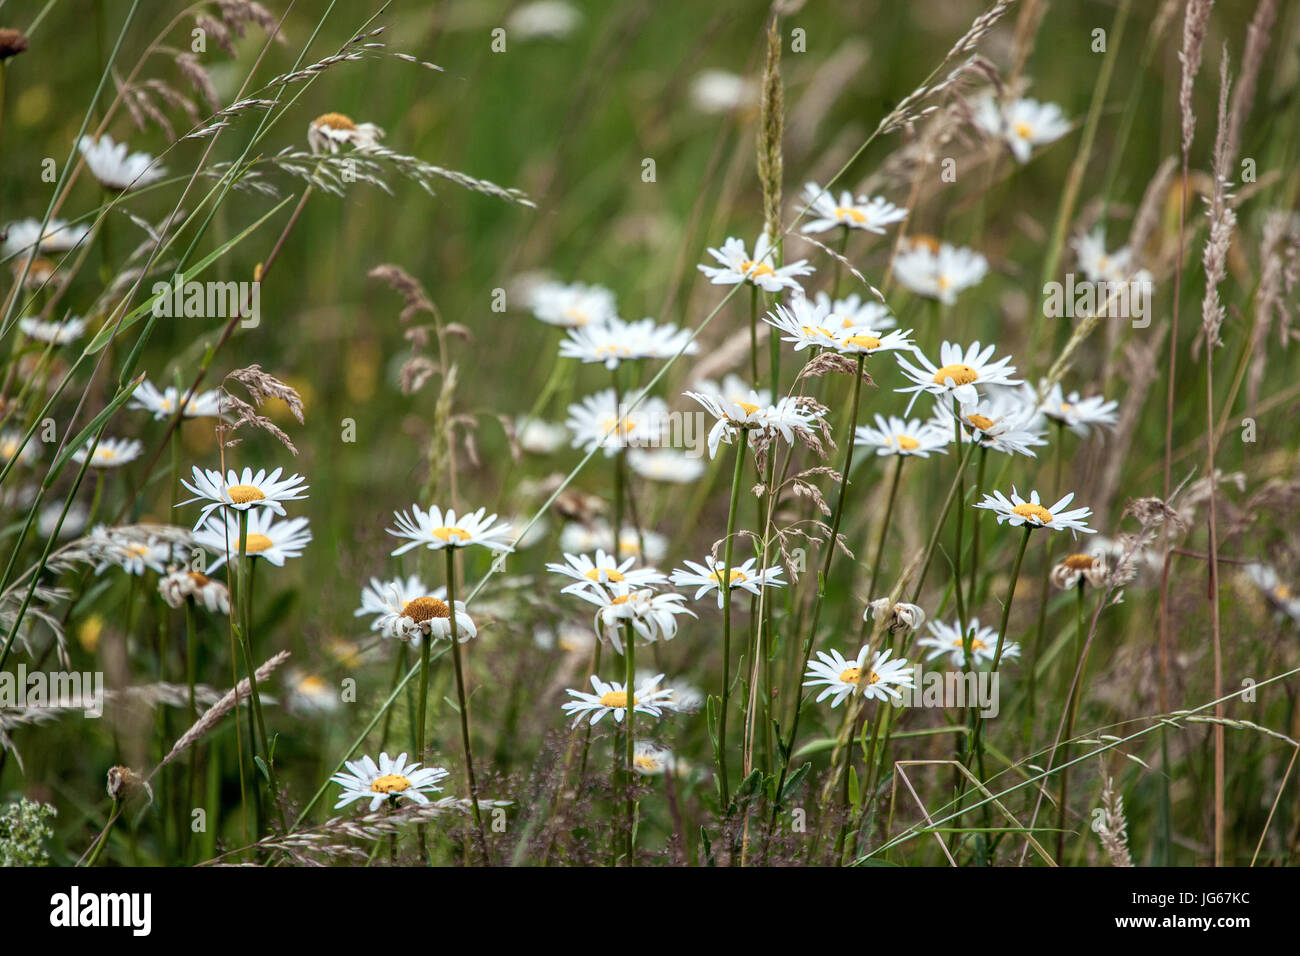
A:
[623, 621, 636, 862]
[717, 431, 748, 810]
[446, 547, 488, 863]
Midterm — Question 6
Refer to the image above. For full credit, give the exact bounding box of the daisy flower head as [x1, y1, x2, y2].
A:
[685, 388, 772, 459]
[855, 414, 950, 458]
[1243, 563, 1300, 623]
[565, 388, 670, 457]
[355, 574, 432, 629]
[178, 465, 309, 528]
[529, 280, 618, 329]
[918, 617, 1020, 668]
[974, 487, 1097, 536]
[931, 390, 1047, 458]
[1051, 552, 1110, 590]
[558, 316, 697, 369]
[641, 671, 705, 714]
[558, 522, 668, 564]
[546, 549, 666, 596]
[631, 741, 674, 776]
[1071, 227, 1150, 285]
[376, 594, 476, 644]
[387, 504, 513, 555]
[896, 341, 1021, 412]
[669, 555, 784, 608]
[627, 448, 707, 483]
[77, 134, 166, 191]
[689, 69, 757, 114]
[698, 232, 813, 293]
[16, 315, 86, 344]
[73, 437, 143, 469]
[804, 646, 914, 708]
[892, 240, 988, 305]
[130, 380, 224, 420]
[800, 181, 908, 235]
[573, 580, 695, 652]
[973, 93, 1071, 163]
[515, 417, 568, 455]
[1, 430, 36, 467]
[763, 295, 842, 352]
[864, 598, 926, 633]
[158, 568, 230, 614]
[1036, 382, 1119, 437]
[307, 112, 385, 154]
[193, 509, 312, 571]
[690, 374, 772, 410]
[813, 291, 897, 332]
[84, 525, 179, 577]
[561, 674, 674, 726]
[331, 752, 449, 811]
[2, 217, 92, 258]
[286, 671, 341, 715]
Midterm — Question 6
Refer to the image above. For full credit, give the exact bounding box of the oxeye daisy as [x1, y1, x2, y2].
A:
[85, 525, 179, 576]
[972, 93, 1071, 163]
[834, 324, 915, 356]
[1, 430, 36, 466]
[307, 112, 385, 154]
[560, 674, 674, 726]
[77, 134, 166, 191]
[376, 594, 476, 644]
[1243, 564, 1300, 623]
[638, 670, 705, 714]
[864, 598, 926, 633]
[1071, 227, 1152, 285]
[690, 374, 772, 410]
[627, 448, 707, 484]
[129, 380, 225, 420]
[286, 671, 341, 715]
[670, 555, 784, 608]
[558, 522, 668, 563]
[763, 295, 843, 351]
[515, 416, 568, 454]
[73, 437, 143, 469]
[158, 568, 230, 613]
[631, 741, 674, 776]
[572, 581, 695, 652]
[799, 181, 908, 235]
[16, 315, 86, 344]
[331, 751, 449, 811]
[178, 465, 309, 528]
[803, 646, 914, 708]
[355, 574, 433, 630]
[565, 388, 670, 457]
[1051, 552, 1110, 590]
[896, 341, 1021, 412]
[529, 280, 618, 328]
[1, 217, 92, 258]
[974, 487, 1097, 536]
[558, 315, 697, 369]
[1035, 382, 1119, 437]
[930, 391, 1047, 458]
[386, 504, 514, 554]
[918, 618, 1020, 668]
[813, 291, 897, 332]
[193, 510, 312, 571]
[685, 388, 772, 459]
[892, 241, 988, 304]
[546, 549, 666, 596]
[698, 233, 814, 293]
[855, 414, 950, 458]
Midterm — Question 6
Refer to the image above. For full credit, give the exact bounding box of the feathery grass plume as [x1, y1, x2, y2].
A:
[1197, 52, 1236, 354]
[757, 13, 784, 242]
[1178, 0, 1212, 157]
[220, 365, 304, 454]
[1224, 0, 1276, 164]
[1095, 774, 1134, 866]
[1248, 212, 1300, 410]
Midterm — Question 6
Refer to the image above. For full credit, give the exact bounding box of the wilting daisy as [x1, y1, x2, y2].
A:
[931, 390, 1047, 458]
[972, 94, 1071, 163]
[864, 598, 927, 633]
[355, 575, 432, 630]
[573, 581, 695, 651]
[565, 388, 669, 456]
[331, 752, 449, 811]
[1035, 382, 1119, 437]
[73, 437, 142, 469]
[77, 134, 166, 191]
[627, 448, 707, 483]
[813, 291, 897, 332]
[158, 568, 230, 613]
[307, 112, 385, 154]
[85, 525, 178, 576]
[2, 218, 92, 258]
[178, 466, 309, 527]
[129, 380, 224, 420]
[974, 487, 1097, 536]
[631, 741, 674, 776]
[892, 240, 988, 305]
[559, 522, 668, 564]
[16, 315, 86, 344]
[804, 646, 914, 708]
[698, 233, 813, 293]
[1072, 227, 1152, 284]
[376, 594, 476, 644]
[193, 510, 312, 571]
[855, 414, 950, 458]
[546, 549, 666, 596]
[529, 280, 618, 328]
[670, 555, 784, 608]
[387, 504, 513, 555]
[896, 341, 1020, 411]
[561, 674, 674, 726]
[799, 181, 908, 235]
[515, 417, 568, 454]
[918, 617, 1020, 668]
[1051, 552, 1110, 590]
[558, 316, 696, 369]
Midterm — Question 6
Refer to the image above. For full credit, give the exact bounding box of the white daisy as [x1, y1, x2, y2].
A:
[638, 670, 705, 714]
[1243, 563, 1300, 623]
[698, 233, 814, 293]
[558, 522, 669, 564]
[77, 134, 166, 191]
[689, 69, 757, 114]
[855, 414, 950, 458]
[864, 598, 927, 633]
[129, 380, 225, 420]
[506, 0, 583, 40]
[73, 437, 143, 469]
[286, 671, 341, 715]
[1071, 227, 1152, 285]
[686, 390, 821, 460]
[691, 374, 773, 410]
[355, 575, 433, 630]
[799, 181, 908, 234]
[572, 580, 695, 651]
[627, 448, 707, 483]
[561, 673, 674, 726]
[85, 525, 179, 576]
[546, 549, 666, 596]
[16, 315, 86, 344]
[178, 465, 309, 528]
[331, 751, 449, 811]
[930, 390, 1047, 458]
[565, 388, 669, 457]
[631, 741, 674, 776]
[1, 430, 36, 466]
[1050, 552, 1110, 590]
[918, 617, 1020, 668]
[2, 217, 92, 258]
[973, 94, 1071, 163]
[813, 291, 897, 332]
[529, 280, 618, 329]
[669, 555, 785, 608]
[892, 240, 988, 305]
[386, 504, 514, 554]
[158, 568, 230, 613]
[896, 340, 1021, 412]
[515, 417, 568, 454]
[193, 509, 312, 571]
[376, 594, 476, 644]
[804, 646, 914, 708]
[1035, 382, 1119, 437]
[558, 316, 696, 369]
[307, 112, 385, 154]
[974, 487, 1097, 536]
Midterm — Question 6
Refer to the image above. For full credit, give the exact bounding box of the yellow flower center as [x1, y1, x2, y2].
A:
[563, 307, 588, 326]
[800, 325, 836, 339]
[953, 636, 987, 651]
[843, 334, 882, 349]
[633, 754, 661, 771]
[226, 484, 266, 504]
[98, 448, 116, 460]
[600, 416, 636, 436]
[298, 675, 327, 693]
[835, 206, 867, 223]
[1014, 121, 1033, 139]
[243, 533, 273, 553]
[966, 413, 996, 431]
[1276, 585, 1293, 601]
[1011, 503, 1054, 524]
[314, 111, 357, 131]
[584, 567, 625, 582]
[742, 260, 775, 278]
[895, 434, 920, 451]
[402, 596, 450, 622]
[910, 235, 941, 253]
[431, 526, 471, 543]
[735, 401, 762, 416]
[188, 571, 212, 586]
[1062, 553, 1097, 570]
[932, 363, 978, 386]
[370, 773, 411, 794]
[599, 690, 631, 708]
[838, 667, 881, 685]
[711, 568, 748, 585]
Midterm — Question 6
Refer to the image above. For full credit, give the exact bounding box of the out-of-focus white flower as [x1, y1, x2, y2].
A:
[799, 181, 907, 235]
[307, 112, 384, 154]
[78, 134, 165, 191]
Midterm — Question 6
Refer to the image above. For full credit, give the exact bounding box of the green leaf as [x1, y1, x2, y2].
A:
[781, 763, 811, 801]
